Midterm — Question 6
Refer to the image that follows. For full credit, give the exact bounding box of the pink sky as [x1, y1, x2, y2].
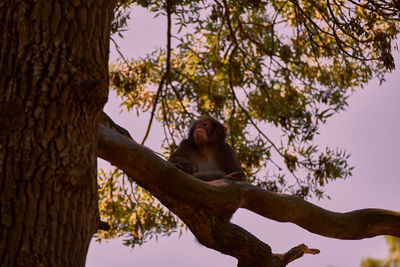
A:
[87, 7, 400, 267]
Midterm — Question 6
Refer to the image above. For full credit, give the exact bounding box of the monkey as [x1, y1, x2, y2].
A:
[168, 118, 245, 181]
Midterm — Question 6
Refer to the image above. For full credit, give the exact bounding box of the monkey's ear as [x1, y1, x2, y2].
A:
[223, 124, 230, 135]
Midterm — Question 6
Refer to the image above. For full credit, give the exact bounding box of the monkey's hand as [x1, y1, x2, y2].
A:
[224, 171, 246, 181]
[174, 160, 198, 175]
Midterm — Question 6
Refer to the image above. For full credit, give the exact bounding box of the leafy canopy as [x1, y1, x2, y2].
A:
[97, 0, 399, 247]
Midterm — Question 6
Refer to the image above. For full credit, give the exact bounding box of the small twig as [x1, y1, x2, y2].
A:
[141, 0, 173, 145]
[141, 73, 166, 145]
[110, 37, 131, 67]
[165, 0, 172, 81]
[161, 95, 176, 146]
[275, 244, 320, 266]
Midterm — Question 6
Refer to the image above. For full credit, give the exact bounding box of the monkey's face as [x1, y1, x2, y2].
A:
[193, 119, 210, 145]
[189, 118, 227, 145]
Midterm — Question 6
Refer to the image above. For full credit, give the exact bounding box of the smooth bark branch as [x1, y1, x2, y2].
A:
[97, 124, 400, 240]
[97, 124, 400, 265]
[241, 185, 400, 239]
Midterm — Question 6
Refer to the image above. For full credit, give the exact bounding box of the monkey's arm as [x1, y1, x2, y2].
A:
[168, 139, 198, 174]
[216, 143, 246, 180]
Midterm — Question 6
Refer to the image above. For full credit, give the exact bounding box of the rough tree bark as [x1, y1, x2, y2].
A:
[0, 1, 115, 266]
[98, 124, 400, 267]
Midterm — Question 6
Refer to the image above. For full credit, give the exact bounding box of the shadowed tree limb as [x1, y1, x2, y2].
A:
[240, 185, 400, 239]
[97, 123, 400, 265]
[275, 244, 320, 266]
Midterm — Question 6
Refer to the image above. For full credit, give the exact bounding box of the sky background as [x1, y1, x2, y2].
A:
[86, 6, 400, 267]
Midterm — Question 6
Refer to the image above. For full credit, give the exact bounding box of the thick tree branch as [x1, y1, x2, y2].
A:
[97, 124, 400, 265]
[241, 185, 400, 239]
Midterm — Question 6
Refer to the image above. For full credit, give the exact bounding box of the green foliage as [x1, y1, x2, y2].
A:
[361, 237, 400, 267]
[103, 0, 399, 247]
[95, 168, 184, 248]
[112, 0, 134, 37]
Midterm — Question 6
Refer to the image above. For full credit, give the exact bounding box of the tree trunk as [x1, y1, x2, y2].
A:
[0, 1, 115, 266]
